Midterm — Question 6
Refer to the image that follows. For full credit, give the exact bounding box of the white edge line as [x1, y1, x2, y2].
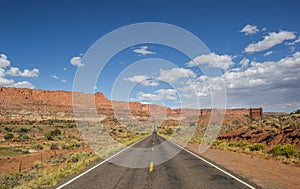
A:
[168, 140, 256, 189]
[56, 135, 150, 189]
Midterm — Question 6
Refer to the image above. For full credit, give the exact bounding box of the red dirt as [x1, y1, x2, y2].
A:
[187, 143, 300, 189]
[0, 148, 92, 175]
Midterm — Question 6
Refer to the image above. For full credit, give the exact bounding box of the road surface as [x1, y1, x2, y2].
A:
[56, 134, 256, 189]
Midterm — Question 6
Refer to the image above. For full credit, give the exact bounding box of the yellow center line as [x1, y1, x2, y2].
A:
[149, 161, 154, 172]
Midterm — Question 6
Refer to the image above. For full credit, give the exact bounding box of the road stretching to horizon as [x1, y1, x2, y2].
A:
[56, 134, 256, 189]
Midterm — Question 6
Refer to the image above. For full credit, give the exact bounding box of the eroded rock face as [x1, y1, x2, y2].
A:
[218, 126, 300, 149]
[0, 86, 262, 122]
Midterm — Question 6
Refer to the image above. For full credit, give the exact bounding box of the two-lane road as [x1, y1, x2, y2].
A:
[56, 134, 256, 189]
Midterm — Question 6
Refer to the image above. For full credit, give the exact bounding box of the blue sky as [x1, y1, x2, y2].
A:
[1, 0, 300, 112]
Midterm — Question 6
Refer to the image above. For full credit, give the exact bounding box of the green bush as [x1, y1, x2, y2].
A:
[19, 134, 30, 141]
[31, 144, 43, 150]
[20, 128, 29, 133]
[61, 143, 70, 150]
[189, 122, 196, 127]
[44, 128, 62, 140]
[268, 144, 297, 158]
[4, 133, 14, 140]
[228, 141, 248, 148]
[249, 143, 264, 151]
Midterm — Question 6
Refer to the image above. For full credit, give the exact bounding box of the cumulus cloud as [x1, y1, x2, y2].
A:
[70, 56, 84, 67]
[240, 24, 259, 35]
[239, 58, 250, 69]
[133, 46, 155, 55]
[285, 37, 300, 45]
[6, 67, 39, 77]
[0, 53, 38, 89]
[130, 52, 300, 111]
[187, 52, 234, 70]
[8, 81, 35, 89]
[264, 51, 273, 56]
[50, 74, 59, 80]
[244, 31, 296, 53]
[0, 77, 14, 85]
[0, 54, 11, 68]
[137, 89, 178, 101]
[125, 75, 159, 86]
[158, 68, 196, 83]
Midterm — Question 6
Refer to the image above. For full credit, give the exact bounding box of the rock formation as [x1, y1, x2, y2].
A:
[0, 86, 263, 123]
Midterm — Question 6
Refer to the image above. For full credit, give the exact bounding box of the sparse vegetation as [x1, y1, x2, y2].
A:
[4, 133, 14, 140]
[268, 144, 298, 158]
[249, 143, 264, 151]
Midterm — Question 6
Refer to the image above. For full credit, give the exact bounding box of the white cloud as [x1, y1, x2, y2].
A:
[179, 76, 210, 98]
[63, 68, 67, 71]
[0, 68, 6, 78]
[0, 77, 14, 85]
[244, 31, 296, 53]
[137, 89, 178, 101]
[133, 46, 155, 55]
[94, 86, 98, 90]
[0, 54, 37, 89]
[286, 37, 300, 45]
[239, 58, 250, 69]
[125, 75, 159, 86]
[187, 52, 234, 70]
[61, 79, 67, 83]
[8, 81, 35, 89]
[0, 54, 11, 68]
[221, 52, 300, 108]
[264, 51, 273, 56]
[50, 74, 59, 80]
[70, 56, 84, 67]
[158, 68, 196, 83]
[240, 24, 259, 35]
[6, 67, 39, 77]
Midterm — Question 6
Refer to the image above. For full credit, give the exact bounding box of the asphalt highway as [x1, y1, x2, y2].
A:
[56, 134, 255, 189]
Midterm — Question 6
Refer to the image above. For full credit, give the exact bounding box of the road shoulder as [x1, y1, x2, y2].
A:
[186, 143, 300, 189]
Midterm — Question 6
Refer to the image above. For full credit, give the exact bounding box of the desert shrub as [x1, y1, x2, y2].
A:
[61, 143, 70, 150]
[249, 143, 264, 151]
[52, 128, 61, 135]
[44, 128, 62, 140]
[18, 134, 30, 141]
[4, 133, 14, 140]
[228, 141, 248, 148]
[268, 144, 297, 158]
[189, 122, 196, 127]
[69, 142, 81, 149]
[0, 173, 21, 188]
[50, 143, 59, 150]
[166, 128, 174, 135]
[4, 127, 12, 132]
[68, 134, 76, 139]
[31, 144, 43, 150]
[66, 124, 75, 128]
[44, 131, 53, 140]
[19, 128, 29, 133]
[290, 109, 300, 115]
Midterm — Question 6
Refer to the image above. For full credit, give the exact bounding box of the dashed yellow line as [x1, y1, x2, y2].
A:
[149, 161, 154, 172]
